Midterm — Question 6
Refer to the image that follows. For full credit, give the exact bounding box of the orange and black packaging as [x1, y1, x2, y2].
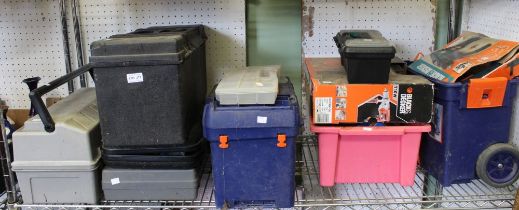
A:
[305, 57, 434, 124]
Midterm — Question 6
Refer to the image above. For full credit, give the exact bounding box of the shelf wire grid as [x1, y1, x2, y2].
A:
[298, 136, 518, 210]
[11, 136, 519, 209]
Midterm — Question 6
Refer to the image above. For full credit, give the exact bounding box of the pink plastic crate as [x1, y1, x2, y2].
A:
[311, 124, 431, 187]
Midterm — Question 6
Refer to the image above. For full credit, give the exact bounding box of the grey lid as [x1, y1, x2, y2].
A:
[20, 88, 98, 132]
[90, 36, 187, 64]
[90, 25, 206, 64]
[338, 30, 384, 38]
[335, 30, 396, 54]
[345, 38, 394, 48]
[102, 168, 199, 190]
[12, 88, 101, 164]
[12, 153, 101, 171]
[91, 35, 186, 56]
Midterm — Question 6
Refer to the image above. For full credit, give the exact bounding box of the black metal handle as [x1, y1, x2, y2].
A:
[29, 64, 94, 132]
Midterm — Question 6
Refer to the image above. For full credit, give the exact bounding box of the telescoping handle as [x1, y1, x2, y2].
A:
[29, 64, 94, 132]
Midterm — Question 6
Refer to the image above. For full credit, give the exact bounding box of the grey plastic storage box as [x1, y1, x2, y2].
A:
[90, 25, 207, 149]
[14, 159, 101, 204]
[12, 88, 101, 204]
[102, 168, 200, 201]
[334, 30, 396, 84]
[215, 65, 280, 105]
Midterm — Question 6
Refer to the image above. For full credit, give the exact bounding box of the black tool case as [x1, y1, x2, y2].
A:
[334, 30, 396, 84]
[102, 126, 207, 169]
[101, 146, 205, 169]
[90, 25, 207, 149]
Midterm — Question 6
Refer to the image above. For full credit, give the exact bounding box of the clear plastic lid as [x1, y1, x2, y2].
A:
[215, 65, 281, 105]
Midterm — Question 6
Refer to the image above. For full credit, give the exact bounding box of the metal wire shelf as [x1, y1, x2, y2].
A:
[298, 137, 518, 209]
[8, 137, 518, 209]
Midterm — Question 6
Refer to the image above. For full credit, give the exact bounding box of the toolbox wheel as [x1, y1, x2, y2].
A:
[476, 143, 519, 188]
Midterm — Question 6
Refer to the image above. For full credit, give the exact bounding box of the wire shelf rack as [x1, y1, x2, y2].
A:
[298, 137, 518, 210]
[7, 136, 518, 210]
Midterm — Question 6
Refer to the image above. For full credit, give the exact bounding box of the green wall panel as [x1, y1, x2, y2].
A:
[247, 0, 302, 100]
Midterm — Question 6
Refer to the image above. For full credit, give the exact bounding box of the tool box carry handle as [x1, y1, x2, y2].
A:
[29, 64, 94, 132]
[466, 77, 508, 109]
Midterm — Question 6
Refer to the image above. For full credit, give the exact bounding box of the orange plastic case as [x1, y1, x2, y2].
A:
[305, 58, 434, 124]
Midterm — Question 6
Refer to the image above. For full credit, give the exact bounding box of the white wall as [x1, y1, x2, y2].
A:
[0, 0, 246, 108]
[462, 0, 519, 146]
[302, 0, 436, 60]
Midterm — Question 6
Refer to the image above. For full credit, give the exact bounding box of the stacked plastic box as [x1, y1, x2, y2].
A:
[12, 88, 102, 204]
[203, 68, 299, 208]
[307, 31, 433, 187]
[89, 25, 207, 201]
[306, 58, 432, 186]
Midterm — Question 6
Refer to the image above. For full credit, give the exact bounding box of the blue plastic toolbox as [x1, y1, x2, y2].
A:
[420, 78, 519, 187]
[203, 79, 300, 208]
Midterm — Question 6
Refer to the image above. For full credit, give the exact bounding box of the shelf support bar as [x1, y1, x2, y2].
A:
[59, 0, 75, 93]
[0, 109, 19, 210]
[72, 0, 88, 88]
[435, 0, 451, 50]
[422, 173, 443, 208]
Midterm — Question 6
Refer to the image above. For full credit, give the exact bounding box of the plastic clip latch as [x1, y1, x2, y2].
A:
[219, 135, 229, 149]
[277, 134, 287, 148]
[466, 77, 507, 108]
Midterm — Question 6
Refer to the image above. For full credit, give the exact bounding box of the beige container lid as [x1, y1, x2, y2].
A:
[12, 88, 101, 167]
[215, 65, 281, 105]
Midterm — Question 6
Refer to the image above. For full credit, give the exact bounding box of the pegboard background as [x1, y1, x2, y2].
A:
[460, 0, 519, 147]
[75, 0, 246, 88]
[0, 0, 246, 109]
[462, 0, 519, 41]
[302, 0, 436, 60]
[0, 1, 68, 109]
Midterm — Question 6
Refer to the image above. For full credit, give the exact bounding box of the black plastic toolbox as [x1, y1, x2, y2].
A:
[101, 123, 206, 169]
[102, 139, 203, 155]
[102, 145, 205, 169]
[90, 25, 207, 149]
[102, 122, 204, 155]
[102, 155, 204, 169]
[334, 30, 396, 84]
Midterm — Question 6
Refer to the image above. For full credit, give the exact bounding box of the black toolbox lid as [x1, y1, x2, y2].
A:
[334, 30, 396, 56]
[102, 122, 205, 154]
[90, 25, 206, 65]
